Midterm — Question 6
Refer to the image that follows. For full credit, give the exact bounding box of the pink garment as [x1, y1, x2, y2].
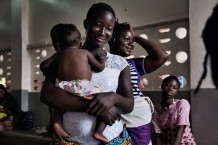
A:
[56, 79, 104, 98]
[152, 99, 196, 145]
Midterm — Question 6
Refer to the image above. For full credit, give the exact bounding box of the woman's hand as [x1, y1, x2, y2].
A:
[173, 125, 186, 145]
[86, 92, 117, 115]
[123, 22, 136, 39]
[86, 92, 122, 125]
[98, 107, 121, 126]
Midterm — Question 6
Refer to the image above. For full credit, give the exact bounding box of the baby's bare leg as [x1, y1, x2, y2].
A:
[93, 120, 109, 143]
[93, 106, 120, 143]
[53, 109, 71, 138]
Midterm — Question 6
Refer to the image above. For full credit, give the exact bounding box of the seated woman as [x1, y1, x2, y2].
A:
[152, 76, 196, 145]
[0, 84, 17, 131]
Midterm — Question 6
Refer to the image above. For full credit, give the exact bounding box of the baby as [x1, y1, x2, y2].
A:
[40, 23, 109, 143]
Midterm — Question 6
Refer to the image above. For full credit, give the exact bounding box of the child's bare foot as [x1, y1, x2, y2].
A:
[93, 132, 109, 144]
[53, 123, 70, 138]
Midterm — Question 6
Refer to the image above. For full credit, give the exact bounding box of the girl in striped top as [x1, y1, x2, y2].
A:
[109, 22, 169, 145]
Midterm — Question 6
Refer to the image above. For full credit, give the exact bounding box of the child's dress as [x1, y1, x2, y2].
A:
[152, 99, 196, 145]
[56, 79, 104, 99]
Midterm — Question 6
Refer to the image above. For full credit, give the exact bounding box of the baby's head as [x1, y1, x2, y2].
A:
[50, 23, 64, 52]
[51, 23, 81, 52]
[57, 24, 81, 51]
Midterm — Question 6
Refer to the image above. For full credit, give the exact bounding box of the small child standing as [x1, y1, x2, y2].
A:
[40, 23, 109, 143]
[152, 76, 196, 145]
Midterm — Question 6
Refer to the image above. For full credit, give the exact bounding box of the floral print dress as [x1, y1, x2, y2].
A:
[152, 99, 196, 145]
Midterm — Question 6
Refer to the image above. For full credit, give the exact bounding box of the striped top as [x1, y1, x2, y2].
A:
[127, 58, 146, 99]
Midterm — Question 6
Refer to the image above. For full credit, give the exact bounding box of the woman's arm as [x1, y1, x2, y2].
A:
[172, 100, 190, 144]
[155, 133, 163, 145]
[40, 53, 57, 76]
[87, 66, 134, 115]
[87, 50, 106, 72]
[40, 66, 118, 125]
[173, 125, 186, 145]
[134, 35, 169, 74]
[115, 66, 134, 113]
[40, 66, 89, 112]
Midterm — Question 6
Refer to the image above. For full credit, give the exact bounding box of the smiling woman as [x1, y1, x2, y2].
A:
[40, 3, 133, 145]
[109, 22, 169, 145]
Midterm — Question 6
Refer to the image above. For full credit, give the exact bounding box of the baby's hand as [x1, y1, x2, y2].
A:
[95, 51, 107, 62]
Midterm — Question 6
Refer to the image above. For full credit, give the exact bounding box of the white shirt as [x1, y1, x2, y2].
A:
[63, 52, 128, 145]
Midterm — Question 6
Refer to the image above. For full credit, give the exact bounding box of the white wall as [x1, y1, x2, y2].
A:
[0, 0, 189, 90]
[27, 0, 188, 45]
